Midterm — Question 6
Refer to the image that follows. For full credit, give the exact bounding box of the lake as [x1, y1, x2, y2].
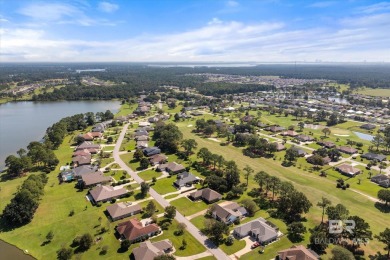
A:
[353, 131, 374, 141]
[0, 240, 35, 260]
[0, 100, 120, 170]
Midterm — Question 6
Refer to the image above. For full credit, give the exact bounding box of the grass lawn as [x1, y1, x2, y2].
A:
[355, 88, 390, 97]
[151, 219, 206, 257]
[116, 103, 137, 117]
[100, 157, 115, 168]
[220, 239, 246, 255]
[164, 194, 179, 200]
[190, 215, 206, 231]
[138, 169, 162, 181]
[151, 177, 177, 195]
[240, 236, 293, 260]
[104, 170, 127, 182]
[176, 120, 388, 256]
[171, 197, 209, 216]
[197, 256, 217, 260]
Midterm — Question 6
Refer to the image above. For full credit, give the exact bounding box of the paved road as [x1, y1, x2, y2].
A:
[113, 123, 230, 260]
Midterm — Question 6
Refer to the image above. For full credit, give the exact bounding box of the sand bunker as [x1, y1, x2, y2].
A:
[334, 134, 350, 137]
[187, 124, 193, 127]
[208, 138, 221, 142]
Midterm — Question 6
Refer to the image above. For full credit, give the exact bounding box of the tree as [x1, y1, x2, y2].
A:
[140, 182, 150, 196]
[181, 139, 197, 156]
[327, 112, 339, 126]
[378, 189, 390, 205]
[133, 148, 144, 161]
[154, 255, 176, 260]
[203, 219, 229, 243]
[254, 171, 269, 191]
[57, 247, 73, 260]
[120, 239, 131, 251]
[375, 228, 390, 258]
[326, 204, 349, 221]
[164, 206, 176, 220]
[204, 125, 216, 136]
[322, 127, 331, 137]
[269, 176, 281, 200]
[145, 201, 156, 217]
[140, 157, 150, 169]
[154, 123, 183, 153]
[284, 147, 299, 164]
[107, 136, 114, 143]
[346, 215, 372, 247]
[174, 113, 180, 122]
[79, 233, 93, 251]
[317, 197, 332, 224]
[243, 165, 253, 187]
[224, 160, 240, 189]
[372, 133, 384, 151]
[298, 122, 305, 132]
[330, 246, 354, 260]
[310, 154, 325, 169]
[46, 230, 54, 242]
[204, 175, 228, 193]
[309, 226, 328, 253]
[241, 199, 257, 217]
[180, 239, 187, 250]
[197, 147, 212, 165]
[287, 222, 307, 242]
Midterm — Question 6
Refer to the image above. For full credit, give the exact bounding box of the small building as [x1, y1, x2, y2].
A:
[295, 134, 314, 142]
[306, 155, 331, 165]
[80, 172, 111, 188]
[89, 185, 128, 204]
[143, 147, 161, 157]
[361, 153, 387, 162]
[72, 154, 91, 167]
[266, 125, 285, 133]
[136, 141, 149, 149]
[73, 149, 91, 157]
[335, 164, 361, 177]
[272, 142, 286, 151]
[116, 218, 160, 243]
[212, 202, 247, 224]
[280, 130, 299, 137]
[189, 188, 222, 204]
[233, 217, 278, 245]
[317, 141, 336, 148]
[360, 123, 376, 130]
[158, 162, 185, 175]
[291, 146, 307, 157]
[371, 174, 390, 188]
[106, 202, 142, 221]
[337, 146, 358, 154]
[174, 172, 199, 188]
[139, 121, 151, 127]
[73, 165, 98, 178]
[278, 245, 319, 260]
[132, 240, 173, 260]
[135, 135, 149, 141]
[149, 154, 168, 165]
[75, 141, 101, 153]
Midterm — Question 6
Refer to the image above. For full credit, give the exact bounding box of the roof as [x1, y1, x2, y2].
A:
[135, 135, 149, 141]
[338, 146, 358, 154]
[361, 152, 386, 161]
[89, 185, 128, 202]
[116, 218, 160, 241]
[278, 245, 319, 260]
[73, 165, 97, 177]
[234, 217, 278, 242]
[76, 141, 101, 150]
[73, 149, 91, 157]
[81, 172, 110, 186]
[273, 142, 285, 151]
[149, 154, 168, 164]
[336, 164, 361, 176]
[174, 172, 197, 186]
[213, 202, 243, 222]
[132, 240, 172, 260]
[72, 154, 91, 165]
[106, 202, 142, 219]
[165, 162, 185, 172]
[189, 188, 222, 202]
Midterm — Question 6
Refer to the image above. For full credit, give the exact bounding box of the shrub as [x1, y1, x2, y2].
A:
[225, 236, 234, 246]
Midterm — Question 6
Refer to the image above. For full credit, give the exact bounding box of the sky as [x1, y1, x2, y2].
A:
[0, 0, 389, 62]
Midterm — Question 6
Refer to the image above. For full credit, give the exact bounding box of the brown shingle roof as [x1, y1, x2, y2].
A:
[81, 171, 110, 186]
[132, 240, 172, 260]
[106, 202, 141, 219]
[116, 219, 160, 241]
[278, 245, 319, 260]
[89, 185, 128, 202]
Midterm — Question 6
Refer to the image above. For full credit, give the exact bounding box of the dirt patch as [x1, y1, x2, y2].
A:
[208, 138, 221, 142]
[334, 134, 350, 137]
[187, 124, 193, 127]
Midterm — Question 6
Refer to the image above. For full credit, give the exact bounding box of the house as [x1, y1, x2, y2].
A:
[132, 240, 173, 260]
[135, 129, 149, 137]
[72, 165, 97, 178]
[291, 146, 307, 157]
[295, 134, 314, 142]
[106, 202, 142, 221]
[75, 141, 101, 153]
[317, 141, 336, 148]
[116, 218, 160, 243]
[337, 146, 358, 154]
[143, 147, 161, 157]
[174, 172, 199, 188]
[212, 202, 247, 224]
[280, 130, 299, 137]
[360, 123, 376, 130]
[306, 155, 331, 165]
[72, 154, 91, 167]
[158, 162, 185, 174]
[135, 135, 149, 141]
[136, 141, 149, 149]
[189, 188, 222, 204]
[278, 245, 319, 260]
[149, 154, 168, 165]
[92, 123, 106, 132]
[371, 174, 390, 188]
[266, 125, 285, 133]
[273, 142, 286, 151]
[335, 164, 361, 176]
[233, 217, 278, 245]
[89, 185, 128, 204]
[361, 153, 387, 162]
[80, 172, 111, 187]
[73, 149, 91, 157]
[241, 115, 254, 122]
[79, 132, 94, 141]
[139, 121, 151, 127]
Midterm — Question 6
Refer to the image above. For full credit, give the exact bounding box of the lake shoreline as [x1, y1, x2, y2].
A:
[0, 239, 36, 260]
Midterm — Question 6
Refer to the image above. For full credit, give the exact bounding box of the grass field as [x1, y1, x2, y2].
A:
[151, 177, 177, 194]
[355, 88, 390, 97]
[138, 169, 162, 181]
[170, 197, 209, 216]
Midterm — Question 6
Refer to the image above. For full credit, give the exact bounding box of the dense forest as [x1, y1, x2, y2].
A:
[1, 63, 389, 100]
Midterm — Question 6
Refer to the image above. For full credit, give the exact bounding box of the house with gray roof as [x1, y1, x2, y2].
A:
[371, 174, 390, 188]
[361, 152, 386, 162]
[72, 165, 98, 178]
[132, 239, 173, 260]
[143, 147, 161, 157]
[80, 171, 111, 188]
[174, 172, 199, 188]
[189, 188, 222, 204]
[233, 217, 279, 245]
[158, 162, 185, 174]
[212, 202, 247, 224]
[89, 185, 128, 204]
[106, 202, 142, 221]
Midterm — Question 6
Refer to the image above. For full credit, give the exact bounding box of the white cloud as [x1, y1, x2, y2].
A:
[308, 1, 337, 8]
[98, 2, 119, 13]
[356, 2, 390, 14]
[1, 12, 389, 62]
[227, 1, 239, 7]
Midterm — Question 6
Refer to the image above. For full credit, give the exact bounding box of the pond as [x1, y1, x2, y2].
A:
[353, 131, 374, 141]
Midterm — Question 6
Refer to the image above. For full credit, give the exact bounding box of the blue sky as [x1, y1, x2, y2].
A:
[0, 0, 389, 62]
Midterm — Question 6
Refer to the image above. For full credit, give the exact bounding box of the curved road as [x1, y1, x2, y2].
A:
[113, 123, 229, 260]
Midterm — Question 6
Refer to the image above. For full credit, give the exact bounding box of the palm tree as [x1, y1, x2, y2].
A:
[317, 197, 332, 224]
[254, 171, 269, 192]
[269, 176, 281, 201]
[243, 165, 254, 187]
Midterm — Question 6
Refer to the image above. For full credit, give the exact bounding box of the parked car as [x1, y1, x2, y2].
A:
[251, 242, 260, 249]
